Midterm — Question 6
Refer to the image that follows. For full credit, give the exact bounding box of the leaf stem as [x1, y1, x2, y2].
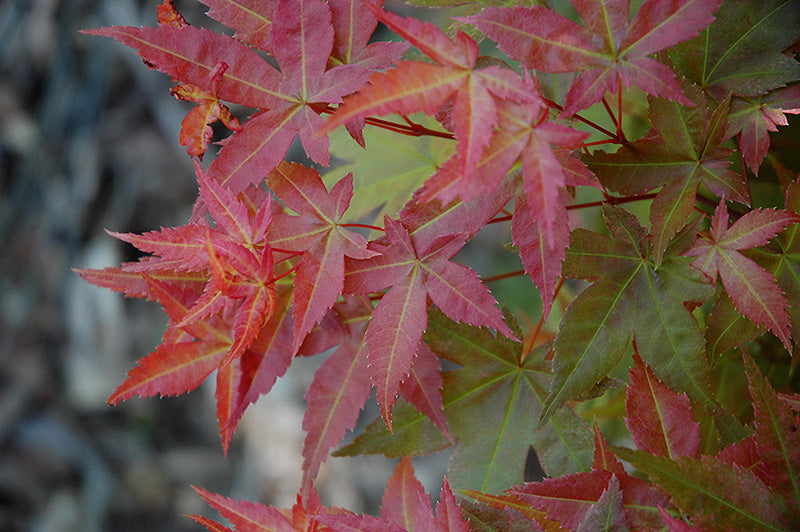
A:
[488, 215, 512, 224]
[736, 133, 752, 204]
[271, 247, 305, 256]
[543, 98, 623, 143]
[566, 192, 657, 211]
[602, 96, 619, 131]
[315, 103, 454, 139]
[523, 277, 565, 361]
[341, 223, 384, 232]
[616, 71, 624, 139]
[482, 269, 525, 283]
[269, 263, 299, 284]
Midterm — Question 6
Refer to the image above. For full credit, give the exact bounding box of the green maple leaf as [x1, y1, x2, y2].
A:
[541, 205, 720, 426]
[323, 113, 455, 223]
[613, 448, 790, 531]
[585, 80, 748, 263]
[336, 308, 594, 494]
[748, 178, 800, 356]
[669, 0, 800, 98]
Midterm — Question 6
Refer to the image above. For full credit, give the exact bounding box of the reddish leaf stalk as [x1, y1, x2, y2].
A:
[315, 103, 454, 139]
[566, 192, 658, 211]
[482, 269, 526, 284]
[543, 97, 622, 143]
[488, 214, 512, 224]
[269, 263, 299, 284]
[271, 247, 305, 256]
[523, 277, 565, 361]
[736, 132, 753, 204]
[341, 223, 384, 232]
[601, 96, 619, 132]
[616, 71, 624, 139]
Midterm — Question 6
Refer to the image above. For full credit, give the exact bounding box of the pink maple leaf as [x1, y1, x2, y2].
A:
[267, 162, 377, 352]
[463, 0, 723, 116]
[85, 0, 403, 195]
[727, 84, 800, 174]
[321, 4, 537, 188]
[344, 217, 515, 427]
[685, 200, 800, 351]
[626, 353, 700, 459]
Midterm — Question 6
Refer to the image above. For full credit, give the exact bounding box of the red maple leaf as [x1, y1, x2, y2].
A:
[76, 163, 288, 449]
[727, 84, 800, 174]
[267, 161, 378, 352]
[171, 62, 241, 159]
[316, 456, 471, 532]
[299, 296, 373, 498]
[84, 0, 404, 194]
[344, 216, 515, 428]
[198, 0, 275, 52]
[465, 423, 670, 530]
[327, 0, 410, 71]
[299, 296, 452, 497]
[626, 352, 700, 460]
[685, 200, 800, 351]
[191, 483, 348, 532]
[463, 0, 722, 116]
[422, 94, 589, 244]
[321, 4, 537, 189]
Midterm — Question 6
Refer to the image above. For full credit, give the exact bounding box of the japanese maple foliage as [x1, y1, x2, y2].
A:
[78, 0, 800, 529]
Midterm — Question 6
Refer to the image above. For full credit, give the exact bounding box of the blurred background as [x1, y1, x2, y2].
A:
[0, 1, 453, 530]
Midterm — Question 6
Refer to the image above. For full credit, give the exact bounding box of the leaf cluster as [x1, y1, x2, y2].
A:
[77, 0, 800, 529]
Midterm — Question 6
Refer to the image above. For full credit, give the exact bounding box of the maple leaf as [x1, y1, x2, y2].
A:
[743, 350, 800, 518]
[464, 424, 670, 530]
[321, 4, 536, 188]
[205, 0, 372, 192]
[267, 162, 377, 352]
[574, 475, 628, 532]
[337, 309, 594, 494]
[216, 285, 295, 450]
[85, 0, 401, 194]
[171, 62, 241, 159]
[463, 0, 722, 116]
[316, 456, 471, 532]
[705, 290, 765, 359]
[104, 275, 288, 452]
[327, 0, 410, 70]
[511, 193, 570, 320]
[613, 448, 791, 531]
[421, 94, 591, 251]
[727, 84, 800, 174]
[105, 278, 229, 406]
[504, 145, 599, 318]
[344, 217, 515, 428]
[625, 352, 700, 460]
[323, 113, 456, 223]
[542, 205, 720, 426]
[298, 295, 451, 497]
[77, 163, 286, 448]
[685, 200, 799, 351]
[457, 496, 559, 532]
[198, 0, 275, 52]
[74, 261, 207, 300]
[473, 348, 798, 531]
[298, 296, 373, 498]
[747, 178, 800, 355]
[187, 165, 278, 367]
[586, 80, 748, 263]
[192, 484, 348, 532]
[669, 0, 800, 99]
